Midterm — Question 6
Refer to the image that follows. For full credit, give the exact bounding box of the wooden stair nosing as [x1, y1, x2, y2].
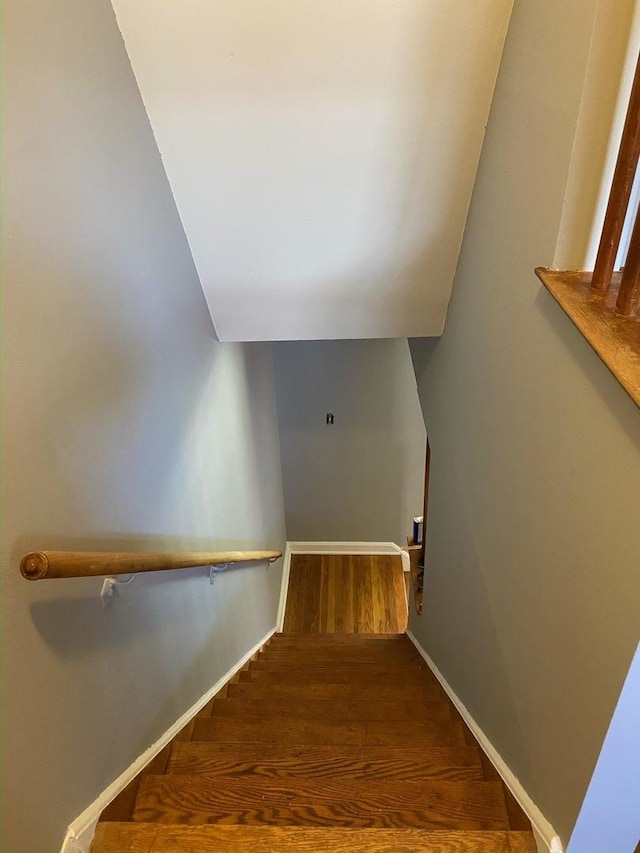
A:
[274, 632, 406, 640]
[165, 742, 484, 781]
[256, 653, 424, 667]
[132, 775, 510, 830]
[267, 636, 416, 644]
[190, 715, 467, 747]
[268, 640, 414, 652]
[206, 696, 453, 722]
[226, 681, 443, 702]
[93, 822, 538, 853]
[237, 669, 439, 686]
[260, 646, 422, 659]
[249, 653, 431, 674]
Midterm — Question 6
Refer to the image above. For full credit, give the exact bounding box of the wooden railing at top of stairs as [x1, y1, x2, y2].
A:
[20, 550, 282, 581]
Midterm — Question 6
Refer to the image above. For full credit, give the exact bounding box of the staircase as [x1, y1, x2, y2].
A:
[93, 633, 536, 852]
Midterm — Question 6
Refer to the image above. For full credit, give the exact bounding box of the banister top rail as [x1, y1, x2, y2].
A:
[20, 550, 282, 581]
[535, 50, 640, 408]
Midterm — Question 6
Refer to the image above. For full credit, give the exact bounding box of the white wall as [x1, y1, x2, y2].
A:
[110, 0, 513, 342]
[409, 0, 640, 845]
[274, 339, 425, 544]
[1, 3, 286, 851]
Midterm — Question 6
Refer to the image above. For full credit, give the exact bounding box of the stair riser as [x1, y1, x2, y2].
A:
[191, 717, 466, 747]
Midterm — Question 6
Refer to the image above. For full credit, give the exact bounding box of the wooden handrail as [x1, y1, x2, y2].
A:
[20, 550, 282, 581]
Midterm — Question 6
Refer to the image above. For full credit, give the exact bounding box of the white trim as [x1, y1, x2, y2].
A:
[287, 541, 403, 556]
[406, 629, 563, 853]
[276, 542, 292, 631]
[60, 626, 277, 853]
[400, 548, 411, 573]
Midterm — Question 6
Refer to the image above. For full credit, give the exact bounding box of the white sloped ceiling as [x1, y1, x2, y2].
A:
[111, 0, 513, 341]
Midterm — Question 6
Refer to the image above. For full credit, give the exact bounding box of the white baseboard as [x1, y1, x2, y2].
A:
[60, 626, 277, 853]
[406, 629, 563, 853]
[287, 541, 403, 556]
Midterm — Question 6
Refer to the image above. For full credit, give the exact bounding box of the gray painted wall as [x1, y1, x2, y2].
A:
[1, 3, 286, 851]
[409, 0, 640, 845]
[274, 339, 426, 544]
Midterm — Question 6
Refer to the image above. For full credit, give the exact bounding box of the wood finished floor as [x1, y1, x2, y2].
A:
[283, 553, 408, 634]
[94, 555, 535, 853]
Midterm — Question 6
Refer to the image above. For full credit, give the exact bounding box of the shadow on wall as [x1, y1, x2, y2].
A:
[26, 558, 279, 762]
[414, 445, 538, 803]
[26, 557, 276, 658]
[534, 286, 640, 452]
[273, 338, 426, 544]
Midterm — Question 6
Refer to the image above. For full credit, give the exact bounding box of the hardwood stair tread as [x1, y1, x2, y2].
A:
[268, 634, 414, 644]
[250, 659, 429, 671]
[226, 681, 443, 702]
[207, 696, 452, 721]
[260, 648, 422, 661]
[132, 776, 510, 829]
[238, 669, 439, 686]
[93, 823, 537, 853]
[274, 633, 406, 641]
[257, 654, 422, 666]
[267, 642, 413, 653]
[166, 743, 484, 780]
[93, 622, 534, 844]
[191, 716, 466, 747]
[93, 822, 537, 853]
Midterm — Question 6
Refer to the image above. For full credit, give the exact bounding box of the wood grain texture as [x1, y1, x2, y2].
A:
[260, 647, 421, 663]
[536, 268, 640, 406]
[273, 633, 404, 642]
[283, 555, 407, 634]
[237, 668, 440, 686]
[94, 583, 534, 848]
[507, 833, 540, 853]
[191, 715, 465, 747]
[20, 549, 281, 580]
[207, 697, 452, 722]
[100, 747, 171, 823]
[268, 635, 411, 646]
[133, 776, 509, 829]
[93, 823, 536, 853]
[226, 681, 443, 703]
[166, 743, 484, 781]
[249, 659, 429, 673]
